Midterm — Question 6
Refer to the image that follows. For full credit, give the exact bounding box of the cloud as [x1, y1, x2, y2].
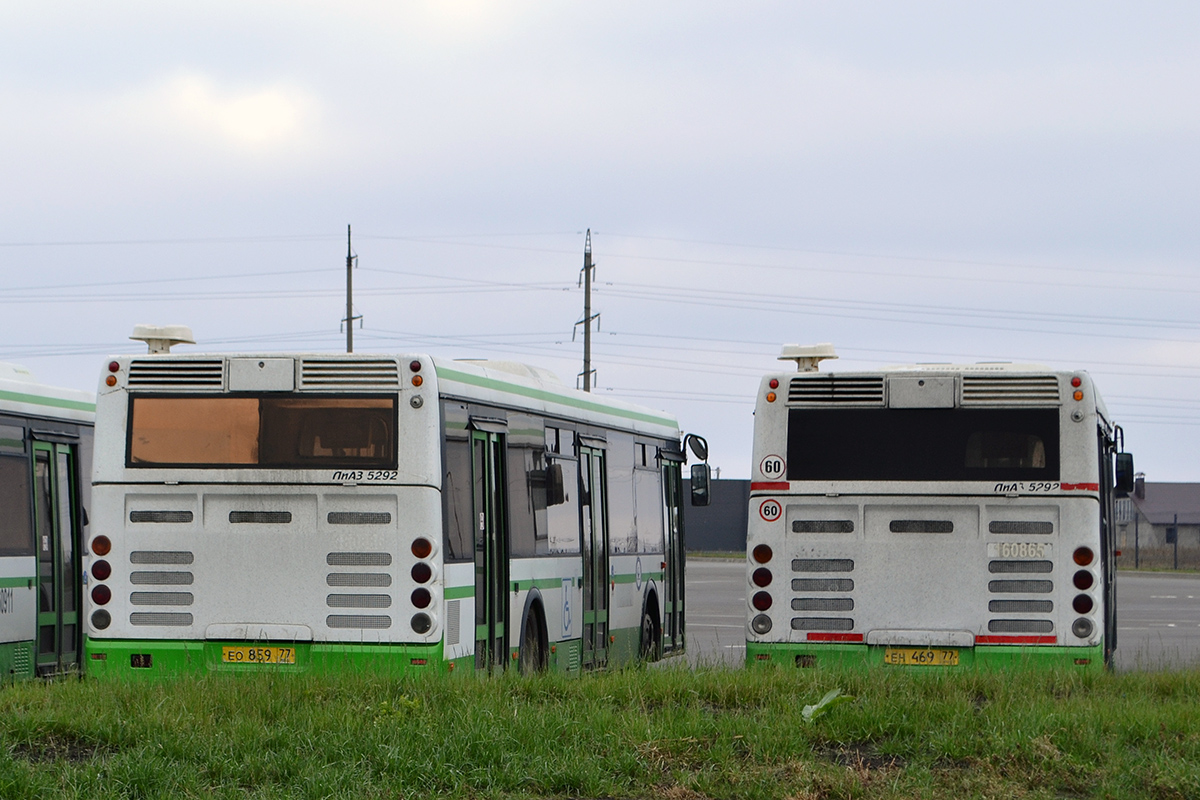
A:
[150, 72, 318, 153]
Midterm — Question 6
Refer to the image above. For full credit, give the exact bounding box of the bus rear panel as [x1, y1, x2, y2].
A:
[747, 360, 1124, 670]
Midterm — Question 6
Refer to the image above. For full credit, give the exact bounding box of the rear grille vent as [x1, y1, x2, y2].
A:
[792, 520, 854, 534]
[962, 375, 1060, 405]
[791, 618, 855, 631]
[791, 578, 854, 592]
[989, 599, 1053, 613]
[327, 573, 391, 587]
[327, 552, 392, 567]
[300, 359, 399, 389]
[988, 619, 1054, 633]
[130, 592, 194, 606]
[792, 597, 854, 612]
[989, 521, 1054, 534]
[229, 511, 292, 524]
[792, 559, 855, 573]
[446, 599, 461, 645]
[326, 614, 391, 629]
[128, 359, 224, 389]
[989, 560, 1053, 574]
[130, 511, 193, 524]
[988, 579, 1053, 593]
[788, 376, 884, 405]
[327, 512, 392, 525]
[130, 571, 193, 585]
[327, 594, 392, 609]
[130, 612, 193, 626]
[130, 551, 194, 565]
[890, 520, 953, 534]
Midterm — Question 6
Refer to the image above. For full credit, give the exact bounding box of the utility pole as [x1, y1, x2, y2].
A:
[343, 224, 361, 353]
[574, 229, 599, 391]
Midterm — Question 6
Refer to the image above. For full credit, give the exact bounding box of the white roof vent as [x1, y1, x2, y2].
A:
[130, 324, 196, 354]
[778, 343, 838, 372]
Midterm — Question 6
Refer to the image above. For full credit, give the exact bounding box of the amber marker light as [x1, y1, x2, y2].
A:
[91, 535, 111, 556]
[412, 375, 423, 387]
[105, 375, 117, 387]
[1073, 390, 1084, 401]
[766, 392, 777, 403]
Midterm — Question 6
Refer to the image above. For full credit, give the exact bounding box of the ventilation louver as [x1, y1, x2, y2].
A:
[788, 375, 884, 405]
[962, 375, 1060, 405]
[300, 359, 399, 389]
[128, 359, 224, 389]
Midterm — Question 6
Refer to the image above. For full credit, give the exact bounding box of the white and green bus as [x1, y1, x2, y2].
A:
[745, 345, 1133, 670]
[86, 331, 707, 677]
[0, 363, 95, 679]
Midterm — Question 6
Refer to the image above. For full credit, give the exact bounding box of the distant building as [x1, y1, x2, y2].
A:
[1116, 475, 1200, 569]
[682, 479, 748, 552]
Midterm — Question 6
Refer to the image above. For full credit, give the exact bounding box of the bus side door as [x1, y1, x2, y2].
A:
[472, 430, 509, 673]
[662, 459, 685, 653]
[32, 442, 82, 676]
[579, 443, 609, 669]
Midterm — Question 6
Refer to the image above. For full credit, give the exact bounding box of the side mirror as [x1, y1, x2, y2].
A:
[684, 433, 709, 462]
[1115, 452, 1134, 496]
[545, 462, 565, 506]
[690, 463, 711, 507]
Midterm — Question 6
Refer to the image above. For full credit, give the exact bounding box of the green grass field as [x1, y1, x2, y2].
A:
[2, 664, 1198, 799]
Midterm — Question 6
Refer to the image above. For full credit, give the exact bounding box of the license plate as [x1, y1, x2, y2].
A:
[221, 646, 296, 665]
[883, 647, 959, 666]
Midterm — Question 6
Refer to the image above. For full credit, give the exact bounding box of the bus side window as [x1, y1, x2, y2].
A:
[442, 439, 474, 561]
[0, 454, 34, 557]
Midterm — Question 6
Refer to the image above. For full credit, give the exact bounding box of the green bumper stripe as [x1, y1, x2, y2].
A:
[0, 389, 94, 413]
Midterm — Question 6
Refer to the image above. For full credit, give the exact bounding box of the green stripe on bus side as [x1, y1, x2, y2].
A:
[0, 576, 33, 588]
[0, 389, 95, 413]
[612, 571, 664, 585]
[513, 577, 573, 592]
[436, 367, 676, 429]
[445, 585, 474, 599]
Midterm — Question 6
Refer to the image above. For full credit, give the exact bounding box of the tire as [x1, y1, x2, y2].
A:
[640, 607, 660, 662]
[518, 608, 546, 674]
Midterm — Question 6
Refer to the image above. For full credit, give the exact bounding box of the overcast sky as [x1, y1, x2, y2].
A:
[2, 2, 1198, 480]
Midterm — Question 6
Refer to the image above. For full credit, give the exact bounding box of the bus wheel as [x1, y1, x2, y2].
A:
[640, 606, 660, 662]
[519, 608, 546, 674]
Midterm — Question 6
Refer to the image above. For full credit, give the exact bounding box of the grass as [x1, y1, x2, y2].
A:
[2, 664, 1199, 799]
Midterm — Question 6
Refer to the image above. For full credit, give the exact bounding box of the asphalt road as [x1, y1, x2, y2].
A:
[683, 557, 1200, 671]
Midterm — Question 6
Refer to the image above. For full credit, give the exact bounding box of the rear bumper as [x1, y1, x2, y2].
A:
[745, 640, 1106, 670]
[84, 637, 452, 679]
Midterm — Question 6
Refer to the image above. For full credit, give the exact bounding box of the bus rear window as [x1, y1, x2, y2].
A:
[128, 396, 397, 468]
[786, 407, 1059, 482]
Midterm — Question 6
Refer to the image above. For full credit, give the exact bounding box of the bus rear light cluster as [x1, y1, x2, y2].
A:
[410, 536, 435, 633]
[751, 614, 772, 634]
[1071, 546, 1097, 639]
[752, 544, 773, 564]
[90, 535, 114, 630]
[752, 591, 773, 611]
[106, 361, 120, 387]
